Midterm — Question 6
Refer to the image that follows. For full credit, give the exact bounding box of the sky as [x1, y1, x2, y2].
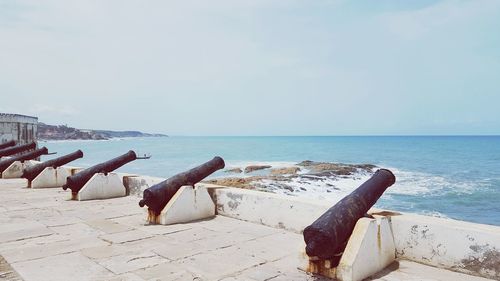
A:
[1, 0, 499, 136]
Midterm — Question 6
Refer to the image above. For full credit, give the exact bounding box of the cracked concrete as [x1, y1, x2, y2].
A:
[0, 178, 496, 281]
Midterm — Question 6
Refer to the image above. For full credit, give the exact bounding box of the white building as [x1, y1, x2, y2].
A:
[0, 113, 38, 145]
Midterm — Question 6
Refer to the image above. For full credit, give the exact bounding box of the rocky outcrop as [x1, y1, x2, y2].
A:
[270, 167, 301, 175]
[297, 160, 376, 176]
[204, 177, 265, 189]
[208, 161, 378, 194]
[244, 165, 272, 173]
[224, 168, 243, 174]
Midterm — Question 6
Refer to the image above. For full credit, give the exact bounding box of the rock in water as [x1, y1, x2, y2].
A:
[270, 167, 301, 175]
[297, 160, 376, 175]
[204, 177, 261, 189]
[244, 165, 272, 173]
[225, 168, 243, 173]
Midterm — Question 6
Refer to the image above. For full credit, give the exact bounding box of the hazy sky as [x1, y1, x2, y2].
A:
[1, 0, 499, 135]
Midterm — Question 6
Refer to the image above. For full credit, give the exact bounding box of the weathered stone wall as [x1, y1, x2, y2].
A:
[0, 113, 38, 145]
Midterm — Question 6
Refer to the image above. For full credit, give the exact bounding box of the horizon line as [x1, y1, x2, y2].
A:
[165, 134, 500, 137]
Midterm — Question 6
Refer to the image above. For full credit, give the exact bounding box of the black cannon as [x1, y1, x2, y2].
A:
[62, 150, 144, 194]
[0, 147, 50, 174]
[139, 156, 225, 215]
[0, 140, 16, 150]
[303, 169, 395, 260]
[22, 150, 84, 182]
[0, 142, 36, 157]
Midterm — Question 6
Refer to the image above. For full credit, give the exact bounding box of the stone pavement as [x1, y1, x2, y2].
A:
[0, 179, 493, 281]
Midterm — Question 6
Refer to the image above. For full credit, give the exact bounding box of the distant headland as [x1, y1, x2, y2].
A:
[37, 122, 168, 141]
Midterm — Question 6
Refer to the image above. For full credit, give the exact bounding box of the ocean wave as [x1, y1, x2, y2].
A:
[418, 210, 451, 219]
[215, 161, 491, 207]
[386, 167, 488, 196]
[258, 174, 371, 203]
[256, 166, 487, 201]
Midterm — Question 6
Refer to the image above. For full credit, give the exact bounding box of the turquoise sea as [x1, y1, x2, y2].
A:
[40, 136, 500, 226]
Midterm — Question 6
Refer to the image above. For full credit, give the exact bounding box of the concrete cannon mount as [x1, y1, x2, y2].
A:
[0, 177, 498, 281]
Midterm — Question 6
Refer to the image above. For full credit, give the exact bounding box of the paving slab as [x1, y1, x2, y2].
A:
[49, 222, 106, 238]
[0, 226, 54, 243]
[173, 243, 267, 280]
[97, 273, 146, 281]
[96, 251, 168, 274]
[86, 219, 134, 234]
[133, 262, 199, 281]
[11, 252, 114, 281]
[100, 230, 154, 244]
[0, 234, 70, 252]
[1, 237, 109, 263]
[0, 219, 47, 232]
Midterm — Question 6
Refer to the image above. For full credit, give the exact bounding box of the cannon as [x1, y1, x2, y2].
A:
[303, 168, 395, 260]
[0, 147, 50, 174]
[62, 150, 146, 194]
[139, 156, 225, 215]
[22, 150, 84, 182]
[0, 140, 16, 150]
[0, 142, 36, 157]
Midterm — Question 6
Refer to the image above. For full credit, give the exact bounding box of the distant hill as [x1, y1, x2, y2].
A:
[37, 122, 167, 140]
[93, 130, 166, 138]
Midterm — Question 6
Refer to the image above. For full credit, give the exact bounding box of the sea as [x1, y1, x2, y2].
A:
[40, 136, 500, 226]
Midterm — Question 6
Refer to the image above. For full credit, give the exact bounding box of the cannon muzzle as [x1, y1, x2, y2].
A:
[62, 150, 139, 193]
[139, 156, 225, 215]
[0, 147, 50, 173]
[0, 140, 16, 150]
[303, 168, 395, 260]
[22, 150, 84, 181]
[0, 142, 36, 157]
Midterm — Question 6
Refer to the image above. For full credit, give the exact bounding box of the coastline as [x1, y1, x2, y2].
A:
[38, 136, 169, 143]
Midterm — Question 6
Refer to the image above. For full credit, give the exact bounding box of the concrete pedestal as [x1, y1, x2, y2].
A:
[146, 185, 215, 225]
[301, 216, 396, 281]
[31, 167, 72, 188]
[75, 173, 126, 201]
[1, 160, 36, 179]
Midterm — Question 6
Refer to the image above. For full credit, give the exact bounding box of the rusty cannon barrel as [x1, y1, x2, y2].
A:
[62, 150, 138, 193]
[22, 150, 84, 182]
[303, 168, 396, 260]
[0, 142, 36, 157]
[139, 156, 225, 215]
[0, 140, 16, 150]
[0, 147, 50, 174]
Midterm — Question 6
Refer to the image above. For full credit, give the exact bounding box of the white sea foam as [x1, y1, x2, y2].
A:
[228, 163, 488, 204]
[386, 167, 484, 196]
[225, 160, 300, 169]
[255, 169, 373, 204]
[419, 210, 450, 219]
